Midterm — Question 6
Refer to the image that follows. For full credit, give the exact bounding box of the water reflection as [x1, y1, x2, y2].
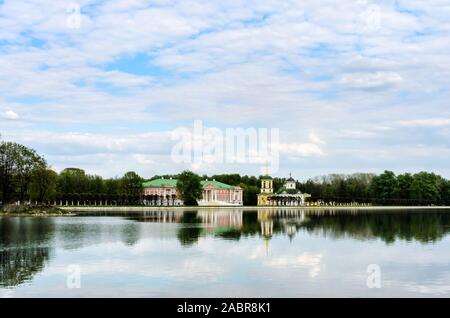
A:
[1, 208, 450, 291]
[123, 208, 450, 245]
[0, 218, 54, 288]
[300, 209, 450, 244]
[176, 211, 203, 247]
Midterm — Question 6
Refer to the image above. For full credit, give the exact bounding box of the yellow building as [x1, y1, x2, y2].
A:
[257, 174, 273, 206]
[257, 172, 311, 206]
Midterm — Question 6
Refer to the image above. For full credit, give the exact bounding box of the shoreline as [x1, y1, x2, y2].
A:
[59, 205, 450, 212]
[0, 205, 73, 217]
[0, 212, 77, 217]
[2, 205, 450, 216]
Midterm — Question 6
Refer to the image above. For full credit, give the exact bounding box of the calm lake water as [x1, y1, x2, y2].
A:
[1, 208, 450, 297]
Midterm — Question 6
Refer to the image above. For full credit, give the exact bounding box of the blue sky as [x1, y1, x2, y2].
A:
[0, 0, 449, 179]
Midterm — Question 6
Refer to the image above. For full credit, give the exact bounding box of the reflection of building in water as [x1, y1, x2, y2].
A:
[285, 224, 297, 242]
[257, 208, 310, 247]
[143, 177, 243, 206]
[130, 210, 245, 228]
[258, 208, 306, 222]
[198, 210, 243, 228]
[258, 209, 274, 256]
[129, 210, 184, 223]
[257, 172, 311, 206]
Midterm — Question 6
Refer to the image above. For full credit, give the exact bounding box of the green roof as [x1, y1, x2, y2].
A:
[143, 178, 240, 190]
[261, 175, 272, 180]
[201, 180, 238, 190]
[276, 187, 302, 195]
[142, 178, 178, 188]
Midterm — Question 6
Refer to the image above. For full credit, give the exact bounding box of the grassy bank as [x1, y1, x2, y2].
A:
[0, 204, 74, 216]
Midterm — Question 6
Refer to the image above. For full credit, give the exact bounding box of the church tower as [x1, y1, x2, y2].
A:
[257, 163, 273, 205]
[260, 175, 273, 194]
[285, 173, 296, 190]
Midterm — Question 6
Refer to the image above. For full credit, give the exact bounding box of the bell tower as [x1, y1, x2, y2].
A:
[260, 176, 273, 194]
[260, 162, 273, 194]
[258, 163, 273, 205]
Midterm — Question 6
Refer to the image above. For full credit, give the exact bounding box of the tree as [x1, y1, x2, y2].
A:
[104, 178, 120, 195]
[30, 168, 58, 203]
[240, 183, 258, 206]
[87, 175, 105, 194]
[119, 171, 143, 204]
[440, 180, 450, 205]
[14, 145, 47, 201]
[370, 170, 399, 200]
[176, 171, 202, 206]
[211, 174, 241, 186]
[409, 172, 443, 202]
[396, 173, 413, 199]
[57, 168, 88, 194]
[0, 141, 46, 203]
[0, 141, 15, 203]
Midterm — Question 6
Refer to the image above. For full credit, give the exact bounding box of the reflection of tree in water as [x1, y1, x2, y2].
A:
[0, 247, 50, 288]
[120, 222, 141, 246]
[181, 209, 450, 245]
[214, 228, 241, 240]
[301, 211, 450, 244]
[57, 218, 143, 250]
[176, 211, 203, 247]
[0, 218, 54, 288]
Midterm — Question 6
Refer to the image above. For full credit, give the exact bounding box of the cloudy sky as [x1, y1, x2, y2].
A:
[0, 0, 449, 180]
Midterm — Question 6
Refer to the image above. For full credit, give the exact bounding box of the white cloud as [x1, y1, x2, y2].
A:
[339, 72, 403, 89]
[277, 143, 325, 157]
[1, 110, 20, 120]
[398, 118, 450, 127]
[265, 253, 323, 277]
[0, 0, 449, 177]
[404, 283, 450, 295]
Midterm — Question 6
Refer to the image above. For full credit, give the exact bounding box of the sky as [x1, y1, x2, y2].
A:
[0, 0, 449, 180]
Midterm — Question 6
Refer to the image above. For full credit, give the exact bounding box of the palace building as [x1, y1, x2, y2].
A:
[142, 177, 243, 206]
[257, 173, 310, 206]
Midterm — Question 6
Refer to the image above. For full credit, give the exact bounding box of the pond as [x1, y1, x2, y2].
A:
[1, 208, 450, 297]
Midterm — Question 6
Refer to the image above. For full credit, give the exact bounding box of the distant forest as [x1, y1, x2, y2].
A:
[1, 140, 450, 206]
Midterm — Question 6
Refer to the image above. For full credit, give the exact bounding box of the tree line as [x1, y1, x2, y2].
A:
[1, 140, 450, 207]
[298, 171, 450, 206]
[1, 141, 144, 206]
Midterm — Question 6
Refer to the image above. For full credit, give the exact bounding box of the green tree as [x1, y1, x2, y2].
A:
[57, 168, 88, 194]
[440, 180, 450, 204]
[0, 141, 46, 203]
[211, 174, 241, 186]
[176, 171, 202, 206]
[410, 172, 443, 202]
[30, 168, 58, 203]
[240, 183, 258, 206]
[119, 171, 143, 204]
[370, 170, 399, 200]
[396, 173, 413, 199]
[105, 178, 120, 194]
[0, 141, 15, 203]
[87, 175, 105, 194]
